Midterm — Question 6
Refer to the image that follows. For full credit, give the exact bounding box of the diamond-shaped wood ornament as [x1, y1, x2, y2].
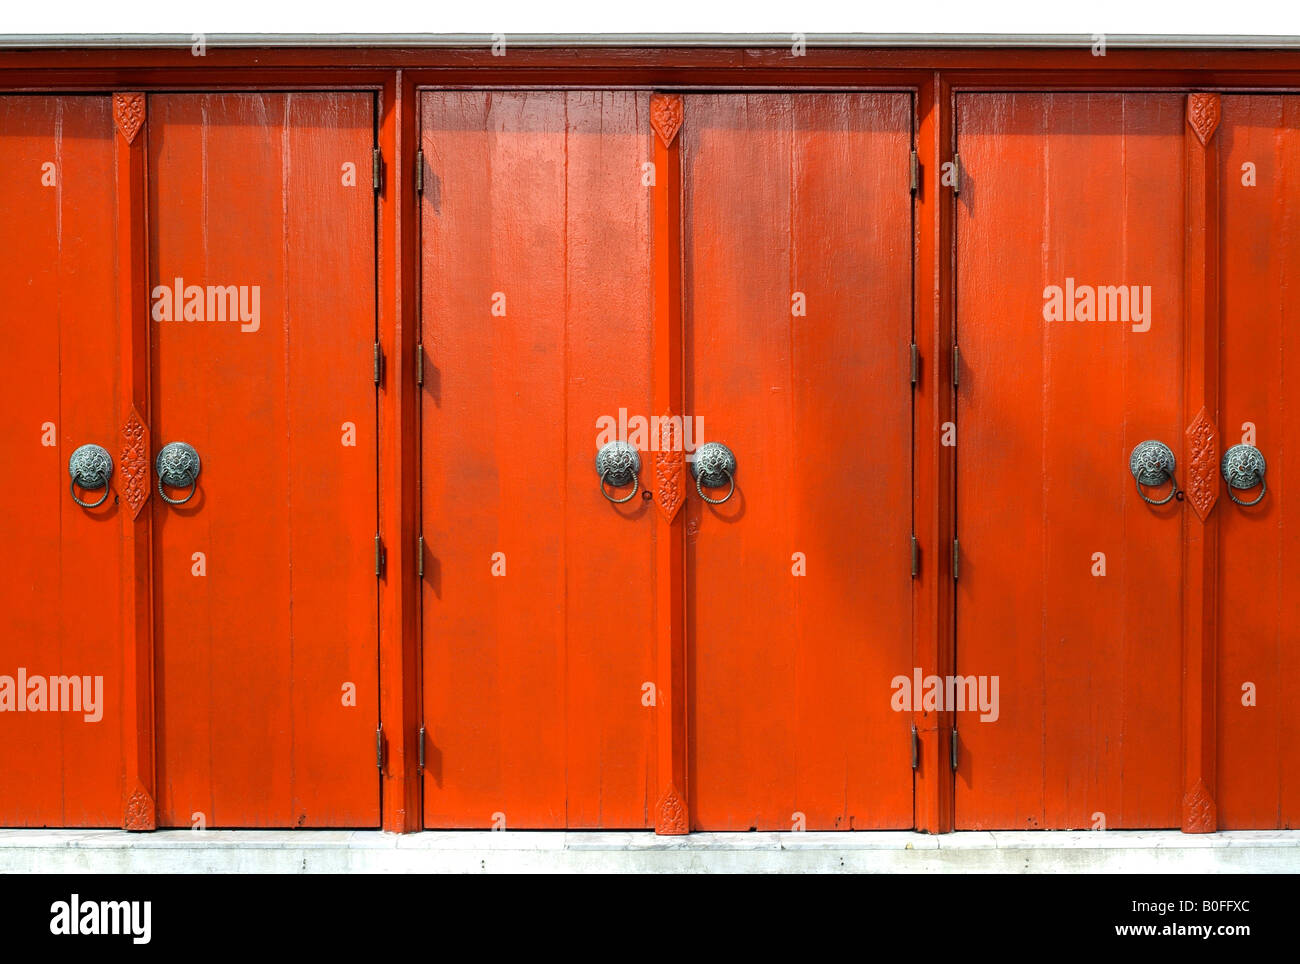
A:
[650, 94, 684, 148]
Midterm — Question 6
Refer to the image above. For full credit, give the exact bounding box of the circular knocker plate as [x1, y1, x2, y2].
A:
[156, 442, 201, 506]
[692, 441, 737, 505]
[68, 444, 113, 509]
[1129, 440, 1178, 506]
[596, 440, 641, 503]
[1221, 443, 1267, 506]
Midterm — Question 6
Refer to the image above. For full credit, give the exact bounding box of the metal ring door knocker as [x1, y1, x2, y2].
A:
[1129, 440, 1179, 506]
[68, 444, 113, 509]
[156, 442, 201, 506]
[1221, 443, 1267, 507]
[692, 442, 737, 505]
[596, 441, 641, 503]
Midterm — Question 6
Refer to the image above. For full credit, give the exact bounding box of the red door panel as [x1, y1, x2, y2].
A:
[1216, 95, 1300, 828]
[150, 93, 379, 827]
[0, 96, 123, 826]
[683, 93, 915, 830]
[955, 93, 1185, 829]
[420, 91, 656, 829]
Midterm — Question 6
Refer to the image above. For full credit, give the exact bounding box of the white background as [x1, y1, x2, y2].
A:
[2, 0, 1300, 38]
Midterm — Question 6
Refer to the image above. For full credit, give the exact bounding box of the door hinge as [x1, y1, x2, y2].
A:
[911, 724, 919, 770]
[910, 343, 919, 386]
[372, 148, 384, 194]
[952, 344, 960, 387]
[416, 343, 424, 386]
[417, 535, 424, 578]
[373, 342, 384, 386]
[910, 534, 920, 578]
[418, 725, 426, 771]
[375, 534, 386, 577]
[376, 724, 385, 770]
[952, 152, 962, 196]
[415, 148, 424, 194]
[952, 538, 959, 580]
[909, 150, 919, 194]
[950, 726, 959, 771]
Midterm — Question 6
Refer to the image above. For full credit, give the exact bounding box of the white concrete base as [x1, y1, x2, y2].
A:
[2, 829, 1298, 873]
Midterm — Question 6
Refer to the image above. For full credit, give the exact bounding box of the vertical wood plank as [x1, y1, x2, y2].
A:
[650, 93, 689, 834]
[113, 91, 156, 830]
[914, 73, 955, 833]
[380, 70, 422, 833]
[1181, 91, 1222, 833]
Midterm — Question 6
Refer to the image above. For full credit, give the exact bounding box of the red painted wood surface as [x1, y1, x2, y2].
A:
[419, 91, 656, 828]
[5, 53, 1300, 835]
[683, 93, 915, 830]
[955, 93, 1186, 829]
[149, 93, 379, 827]
[1216, 95, 1300, 829]
[914, 75, 957, 833]
[0, 96, 123, 825]
[649, 93, 689, 835]
[1180, 93, 1222, 832]
[114, 90, 158, 830]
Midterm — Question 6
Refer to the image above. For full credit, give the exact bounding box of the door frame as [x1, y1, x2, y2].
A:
[8, 44, 1300, 831]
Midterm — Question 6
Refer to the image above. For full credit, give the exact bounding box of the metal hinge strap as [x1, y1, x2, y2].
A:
[952, 152, 961, 196]
[952, 538, 959, 581]
[911, 534, 919, 578]
[910, 343, 919, 386]
[950, 727, 959, 771]
[373, 148, 383, 194]
[417, 535, 424, 578]
[373, 342, 384, 386]
[911, 724, 919, 770]
[909, 150, 919, 194]
[416, 148, 424, 194]
[416, 343, 424, 386]
[375, 534, 385, 577]
[952, 344, 960, 387]
[418, 725, 426, 771]
[376, 724, 385, 770]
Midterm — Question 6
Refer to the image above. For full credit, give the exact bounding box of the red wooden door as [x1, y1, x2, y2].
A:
[419, 91, 657, 828]
[683, 93, 915, 830]
[1216, 95, 1300, 828]
[149, 93, 380, 827]
[954, 93, 1185, 829]
[0, 96, 123, 826]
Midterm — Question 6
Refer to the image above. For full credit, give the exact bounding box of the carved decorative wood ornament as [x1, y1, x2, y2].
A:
[113, 92, 146, 145]
[655, 785, 689, 835]
[121, 406, 150, 519]
[654, 412, 685, 522]
[123, 785, 155, 831]
[1184, 406, 1219, 521]
[1186, 93, 1221, 146]
[1183, 779, 1215, 833]
[649, 94, 684, 148]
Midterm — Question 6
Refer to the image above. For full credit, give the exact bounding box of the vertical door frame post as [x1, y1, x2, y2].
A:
[649, 92, 690, 835]
[913, 74, 957, 833]
[1180, 91, 1223, 833]
[379, 71, 423, 832]
[112, 91, 157, 830]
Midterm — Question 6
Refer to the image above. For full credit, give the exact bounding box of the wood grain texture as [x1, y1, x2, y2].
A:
[651, 95, 688, 834]
[683, 93, 914, 830]
[1216, 95, 1300, 830]
[955, 93, 1185, 829]
[914, 74, 955, 833]
[1181, 93, 1221, 833]
[116, 91, 155, 830]
[419, 91, 656, 829]
[0, 96, 124, 826]
[150, 92, 379, 827]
